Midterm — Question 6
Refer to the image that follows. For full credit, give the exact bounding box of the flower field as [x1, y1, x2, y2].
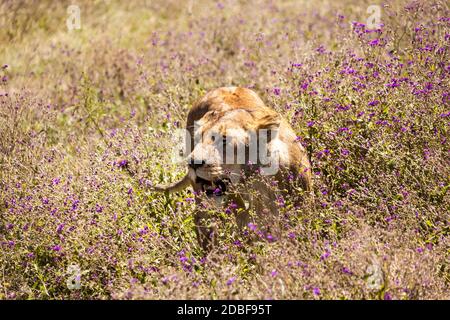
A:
[0, 0, 448, 299]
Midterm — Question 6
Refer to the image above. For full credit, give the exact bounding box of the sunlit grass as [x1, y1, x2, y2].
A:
[0, 0, 448, 299]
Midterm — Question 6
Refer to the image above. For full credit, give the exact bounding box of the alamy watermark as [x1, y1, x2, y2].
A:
[66, 5, 81, 31]
[366, 5, 382, 30]
[66, 264, 82, 290]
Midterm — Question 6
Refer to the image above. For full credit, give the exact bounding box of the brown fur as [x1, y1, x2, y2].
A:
[156, 87, 312, 250]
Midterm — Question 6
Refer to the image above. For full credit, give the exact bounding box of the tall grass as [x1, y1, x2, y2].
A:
[0, 0, 448, 299]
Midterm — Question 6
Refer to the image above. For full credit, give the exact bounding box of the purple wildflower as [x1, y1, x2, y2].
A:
[266, 234, 276, 242]
[56, 224, 64, 234]
[233, 240, 242, 247]
[248, 223, 257, 231]
[226, 276, 236, 286]
[320, 248, 331, 260]
[276, 196, 285, 207]
[386, 79, 400, 88]
[313, 287, 320, 296]
[342, 267, 353, 275]
[117, 159, 128, 168]
[368, 38, 380, 46]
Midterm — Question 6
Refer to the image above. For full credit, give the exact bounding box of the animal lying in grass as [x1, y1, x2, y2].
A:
[158, 87, 313, 248]
[123, 87, 312, 249]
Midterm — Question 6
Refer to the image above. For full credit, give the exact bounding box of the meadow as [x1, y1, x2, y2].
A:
[0, 0, 448, 299]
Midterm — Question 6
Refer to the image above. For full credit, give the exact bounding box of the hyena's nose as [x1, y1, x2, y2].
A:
[188, 158, 205, 170]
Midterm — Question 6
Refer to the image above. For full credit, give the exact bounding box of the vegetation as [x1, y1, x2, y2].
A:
[0, 0, 448, 299]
